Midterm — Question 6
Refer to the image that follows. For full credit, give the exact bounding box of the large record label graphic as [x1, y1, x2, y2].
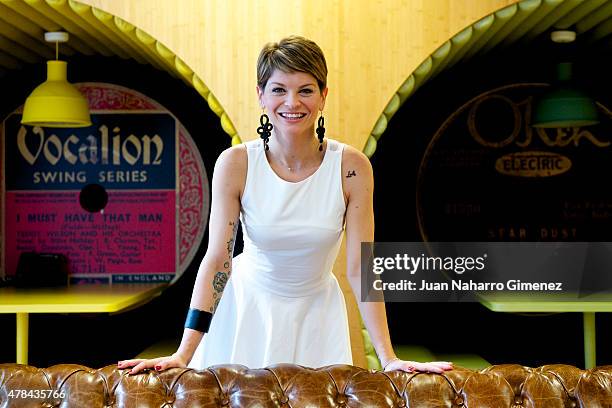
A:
[1, 83, 209, 283]
[416, 83, 612, 242]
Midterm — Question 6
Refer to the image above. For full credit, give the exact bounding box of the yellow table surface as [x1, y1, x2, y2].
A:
[479, 292, 612, 312]
[0, 283, 167, 313]
[479, 292, 612, 369]
[0, 283, 167, 365]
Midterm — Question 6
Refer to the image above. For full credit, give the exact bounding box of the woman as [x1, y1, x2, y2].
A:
[119, 36, 452, 374]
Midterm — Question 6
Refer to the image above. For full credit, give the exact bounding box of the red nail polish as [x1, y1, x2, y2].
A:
[155, 365, 161, 371]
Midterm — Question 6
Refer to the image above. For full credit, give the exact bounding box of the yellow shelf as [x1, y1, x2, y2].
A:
[0, 283, 166, 313]
[479, 292, 612, 313]
[0, 284, 166, 313]
[480, 292, 612, 369]
[0, 283, 167, 365]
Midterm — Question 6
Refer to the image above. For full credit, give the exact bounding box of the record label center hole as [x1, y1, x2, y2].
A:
[79, 183, 108, 213]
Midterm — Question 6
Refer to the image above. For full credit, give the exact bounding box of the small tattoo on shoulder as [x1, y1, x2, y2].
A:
[346, 170, 357, 178]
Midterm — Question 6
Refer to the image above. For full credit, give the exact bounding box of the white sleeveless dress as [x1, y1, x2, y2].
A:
[188, 138, 353, 369]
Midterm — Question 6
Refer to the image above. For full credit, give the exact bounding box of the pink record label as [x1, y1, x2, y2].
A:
[1, 83, 209, 283]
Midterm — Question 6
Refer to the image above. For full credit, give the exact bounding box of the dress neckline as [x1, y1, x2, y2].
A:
[263, 140, 331, 185]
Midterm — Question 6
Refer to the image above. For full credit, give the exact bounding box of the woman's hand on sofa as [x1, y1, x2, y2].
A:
[117, 353, 188, 374]
[383, 358, 453, 374]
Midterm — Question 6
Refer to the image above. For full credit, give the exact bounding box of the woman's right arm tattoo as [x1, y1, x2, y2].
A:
[210, 219, 239, 312]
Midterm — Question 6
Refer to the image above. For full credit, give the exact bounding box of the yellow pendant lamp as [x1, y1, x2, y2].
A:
[531, 30, 599, 129]
[21, 32, 91, 128]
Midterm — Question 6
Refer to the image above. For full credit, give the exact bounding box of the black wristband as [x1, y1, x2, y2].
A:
[184, 308, 213, 333]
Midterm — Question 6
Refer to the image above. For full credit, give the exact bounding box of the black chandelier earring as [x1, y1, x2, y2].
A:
[316, 111, 325, 151]
[257, 110, 273, 151]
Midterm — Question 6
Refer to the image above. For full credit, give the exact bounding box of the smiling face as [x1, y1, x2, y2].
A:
[258, 69, 328, 138]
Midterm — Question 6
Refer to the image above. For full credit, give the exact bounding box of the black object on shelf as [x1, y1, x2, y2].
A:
[15, 252, 69, 287]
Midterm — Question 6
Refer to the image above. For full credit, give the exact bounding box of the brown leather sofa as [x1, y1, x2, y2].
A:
[1, 363, 611, 407]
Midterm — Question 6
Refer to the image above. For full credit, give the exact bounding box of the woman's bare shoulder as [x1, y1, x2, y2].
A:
[340, 143, 373, 205]
[213, 144, 248, 194]
[341, 144, 373, 177]
[216, 144, 247, 168]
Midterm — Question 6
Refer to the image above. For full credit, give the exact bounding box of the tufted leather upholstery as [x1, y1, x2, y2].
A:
[1, 363, 611, 407]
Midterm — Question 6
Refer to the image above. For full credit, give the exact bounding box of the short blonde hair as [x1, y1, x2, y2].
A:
[257, 36, 328, 91]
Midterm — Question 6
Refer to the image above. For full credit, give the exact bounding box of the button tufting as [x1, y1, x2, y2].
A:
[336, 394, 347, 404]
[454, 396, 464, 405]
[397, 399, 406, 407]
[280, 395, 289, 404]
[514, 397, 523, 405]
[221, 397, 229, 406]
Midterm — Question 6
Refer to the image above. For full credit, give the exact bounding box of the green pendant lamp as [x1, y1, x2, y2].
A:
[21, 32, 91, 128]
[532, 30, 598, 128]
